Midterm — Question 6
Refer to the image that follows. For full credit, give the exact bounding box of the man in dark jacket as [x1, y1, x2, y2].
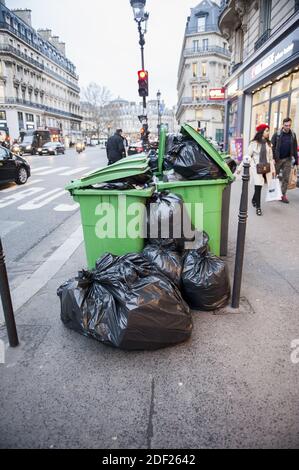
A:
[271, 117, 298, 203]
[106, 129, 126, 165]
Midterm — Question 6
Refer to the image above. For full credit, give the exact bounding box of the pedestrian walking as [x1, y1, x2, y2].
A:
[237, 123, 275, 216]
[106, 129, 126, 165]
[271, 117, 298, 204]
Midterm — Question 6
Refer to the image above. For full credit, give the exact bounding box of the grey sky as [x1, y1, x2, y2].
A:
[6, 0, 220, 107]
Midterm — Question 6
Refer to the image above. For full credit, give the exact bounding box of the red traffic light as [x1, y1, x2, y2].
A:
[138, 70, 149, 97]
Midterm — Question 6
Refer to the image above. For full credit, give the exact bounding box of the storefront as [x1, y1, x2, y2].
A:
[244, 25, 299, 146]
[224, 24, 299, 156]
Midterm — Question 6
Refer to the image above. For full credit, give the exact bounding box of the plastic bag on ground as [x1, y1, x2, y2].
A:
[57, 253, 192, 350]
[142, 245, 182, 286]
[182, 234, 231, 311]
[165, 140, 226, 180]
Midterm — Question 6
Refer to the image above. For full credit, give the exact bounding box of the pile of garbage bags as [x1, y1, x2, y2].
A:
[163, 132, 227, 182]
[57, 253, 192, 351]
[57, 201, 231, 351]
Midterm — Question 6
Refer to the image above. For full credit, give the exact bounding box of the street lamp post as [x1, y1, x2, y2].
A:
[130, 0, 149, 123]
[157, 90, 162, 137]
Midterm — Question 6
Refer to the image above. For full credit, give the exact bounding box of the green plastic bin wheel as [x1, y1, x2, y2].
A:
[72, 188, 153, 268]
[157, 180, 228, 256]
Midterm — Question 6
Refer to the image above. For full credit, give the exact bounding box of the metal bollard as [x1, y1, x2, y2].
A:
[0, 237, 19, 347]
[231, 157, 250, 309]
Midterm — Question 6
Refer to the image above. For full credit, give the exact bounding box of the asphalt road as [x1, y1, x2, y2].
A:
[0, 146, 107, 274]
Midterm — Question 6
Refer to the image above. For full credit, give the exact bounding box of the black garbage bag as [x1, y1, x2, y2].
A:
[224, 156, 237, 174]
[165, 140, 226, 180]
[92, 182, 136, 190]
[142, 245, 182, 286]
[182, 234, 231, 311]
[146, 191, 191, 252]
[165, 133, 187, 155]
[148, 149, 158, 172]
[57, 253, 192, 351]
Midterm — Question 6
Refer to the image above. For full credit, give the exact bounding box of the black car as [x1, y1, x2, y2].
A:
[39, 142, 65, 156]
[0, 146, 31, 185]
[128, 141, 145, 156]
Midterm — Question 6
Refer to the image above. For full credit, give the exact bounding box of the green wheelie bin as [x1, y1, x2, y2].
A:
[157, 124, 235, 257]
[66, 157, 154, 269]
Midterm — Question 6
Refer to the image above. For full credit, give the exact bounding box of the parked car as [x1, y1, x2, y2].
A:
[39, 142, 65, 156]
[128, 141, 145, 156]
[0, 146, 31, 185]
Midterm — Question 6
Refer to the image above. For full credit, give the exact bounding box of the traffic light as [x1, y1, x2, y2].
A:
[138, 70, 149, 97]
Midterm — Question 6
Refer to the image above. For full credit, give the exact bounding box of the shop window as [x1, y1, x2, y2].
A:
[252, 86, 271, 106]
[290, 90, 299, 128]
[228, 100, 238, 139]
[271, 76, 291, 98]
[291, 70, 299, 90]
[251, 102, 270, 138]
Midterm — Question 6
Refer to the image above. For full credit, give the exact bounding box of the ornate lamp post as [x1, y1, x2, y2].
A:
[157, 90, 162, 136]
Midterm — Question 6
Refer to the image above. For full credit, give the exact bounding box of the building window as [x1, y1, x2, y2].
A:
[203, 39, 209, 51]
[192, 85, 199, 101]
[260, 0, 272, 35]
[26, 114, 34, 123]
[223, 42, 227, 51]
[201, 62, 207, 77]
[18, 112, 24, 130]
[201, 85, 208, 99]
[234, 27, 244, 64]
[223, 64, 227, 78]
[0, 111, 7, 121]
[197, 16, 206, 32]
[193, 40, 199, 52]
[192, 63, 198, 77]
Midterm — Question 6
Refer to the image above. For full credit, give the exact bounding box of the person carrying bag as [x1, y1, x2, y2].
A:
[237, 123, 275, 216]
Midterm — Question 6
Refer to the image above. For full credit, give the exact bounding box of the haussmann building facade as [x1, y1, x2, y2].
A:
[218, 0, 299, 158]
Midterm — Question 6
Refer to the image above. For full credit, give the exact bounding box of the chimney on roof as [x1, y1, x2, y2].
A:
[37, 29, 52, 41]
[58, 42, 66, 56]
[11, 9, 32, 26]
[50, 35, 60, 48]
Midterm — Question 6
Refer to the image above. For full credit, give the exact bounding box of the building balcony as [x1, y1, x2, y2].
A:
[185, 24, 219, 35]
[0, 44, 80, 93]
[184, 46, 231, 58]
[218, 0, 244, 36]
[1, 97, 82, 121]
[0, 21, 78, 79]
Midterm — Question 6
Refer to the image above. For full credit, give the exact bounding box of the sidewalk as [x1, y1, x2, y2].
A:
[0, 180, 299, 449]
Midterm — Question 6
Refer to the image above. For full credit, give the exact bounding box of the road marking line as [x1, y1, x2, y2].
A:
[34, 167, 70, 176]
[0, 179, 44, 194]
[0, 187, 44, 209]
[0, 225, 83, 323]
[31, 166, 52, 173]
[53, 203, 80, 212]
[60, 167, 89, 176]
[18, 188, 66, 210]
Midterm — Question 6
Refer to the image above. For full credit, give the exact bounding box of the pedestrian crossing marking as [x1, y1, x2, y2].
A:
[54, 203, 80, 212]
[34, 167, 70, 176]
[0, 187, 44, 209]
[60, 167, 89, 176]
[31, 166, 52, 173]
[18, 188, 66, 210]
[0, 179, 44, 194]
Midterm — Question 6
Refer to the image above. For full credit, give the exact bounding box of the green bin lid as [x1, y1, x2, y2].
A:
[65, 163, 150, 191]
[158, 124, 234, 182]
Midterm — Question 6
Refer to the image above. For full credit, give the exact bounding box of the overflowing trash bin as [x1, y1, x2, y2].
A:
[59, 125, 234, 351]
[156, 124, 235, 256]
